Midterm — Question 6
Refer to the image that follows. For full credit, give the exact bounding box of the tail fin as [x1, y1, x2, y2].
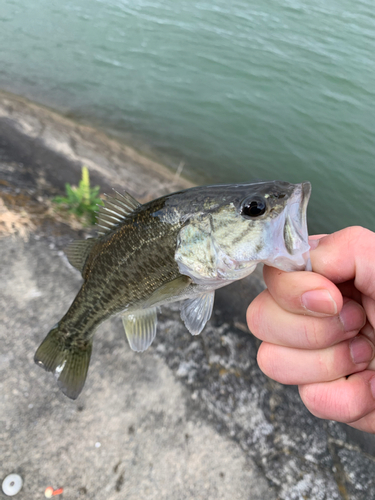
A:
[34, 326, 92, 400]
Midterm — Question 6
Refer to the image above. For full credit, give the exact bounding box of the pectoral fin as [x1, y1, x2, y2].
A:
[180, 292, 215, 336]
[122, 307, 158, 352]
[142, 275, 192, 308]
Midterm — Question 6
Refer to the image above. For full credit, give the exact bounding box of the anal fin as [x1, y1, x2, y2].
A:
[180, 292, 215, 336]
[122, 307, 158, 352]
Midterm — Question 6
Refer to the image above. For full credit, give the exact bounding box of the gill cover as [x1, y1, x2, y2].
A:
[175, 215, 217, 281]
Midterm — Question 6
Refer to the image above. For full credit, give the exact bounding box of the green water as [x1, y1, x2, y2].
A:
[1, 0, 374, 233]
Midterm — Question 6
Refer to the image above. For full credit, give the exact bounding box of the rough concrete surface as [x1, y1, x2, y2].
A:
[1, 236, 272, 500]
[1, 91, 375, 500]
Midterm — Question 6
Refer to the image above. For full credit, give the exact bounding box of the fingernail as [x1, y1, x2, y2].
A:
[370, 377, 375, 400]
[308, 238, 320, 251]
[301, 289, 337, 315]
[339, 301, 366, 332]
[350, 336, 374, 365]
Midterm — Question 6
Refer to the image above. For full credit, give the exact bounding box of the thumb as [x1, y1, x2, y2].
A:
[310, 227, 375, 300]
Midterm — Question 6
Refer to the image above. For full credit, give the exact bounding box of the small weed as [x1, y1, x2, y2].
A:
[53, 166, 103, 225]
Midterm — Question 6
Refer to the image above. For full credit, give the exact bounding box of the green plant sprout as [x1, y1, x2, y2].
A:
[54, 166, 103, 225]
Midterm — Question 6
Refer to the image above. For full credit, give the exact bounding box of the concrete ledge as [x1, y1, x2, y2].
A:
[0, 90, 193, 202]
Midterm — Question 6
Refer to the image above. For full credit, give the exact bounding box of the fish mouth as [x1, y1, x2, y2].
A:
[282, 182, 311, 270]
[284, 182, 310, 252]
[265, 182, 311, 272]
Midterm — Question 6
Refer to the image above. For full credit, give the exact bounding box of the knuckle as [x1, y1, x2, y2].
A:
[341, 225, 367, 245]
[301, 320, 320, 349]
[246, 292, 267, 337]
[257, 344, 289, 383]
[316, 350, 332, 380]
[300, 377, 371, 423]
[299, 384, 327, 417]
[300, 383, 348, 420]
[342, 404, 365, 424]
[257, 343, 276, 378]
[303, 317, 341, 350]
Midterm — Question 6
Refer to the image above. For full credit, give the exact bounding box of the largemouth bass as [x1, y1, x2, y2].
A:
[35, 181, 311, 399]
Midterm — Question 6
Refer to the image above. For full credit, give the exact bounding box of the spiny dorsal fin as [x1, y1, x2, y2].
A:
[96, 190, 141, 235]
[65, 238, 97, 275]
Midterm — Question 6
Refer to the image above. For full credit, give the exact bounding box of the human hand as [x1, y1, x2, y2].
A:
[247, 226, 375, 433]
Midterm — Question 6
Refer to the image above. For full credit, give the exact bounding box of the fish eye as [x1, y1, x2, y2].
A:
[241, 196, 267, 218]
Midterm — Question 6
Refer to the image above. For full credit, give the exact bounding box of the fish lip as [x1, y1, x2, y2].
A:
[298, 182, 311, 250]
[287, 182, 310, 234]
[300, 181, 311, 227]
[300, 182, 312, 270]
[279, 182, 311, 269]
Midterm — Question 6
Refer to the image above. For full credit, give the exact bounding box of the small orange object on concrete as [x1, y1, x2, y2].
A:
[45, 486, 64, 498]
[52, 488, 64, 496]
[44, 487, 54, 498]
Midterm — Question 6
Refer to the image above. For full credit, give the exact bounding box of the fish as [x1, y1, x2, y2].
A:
[34, 180, 311, 399]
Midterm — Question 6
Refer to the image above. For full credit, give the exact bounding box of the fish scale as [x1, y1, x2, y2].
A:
[66, 209, 181, 334]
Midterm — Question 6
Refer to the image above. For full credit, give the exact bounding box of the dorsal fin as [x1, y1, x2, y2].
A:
[96, 190, 141, 235]
[65, 238, 97, 275]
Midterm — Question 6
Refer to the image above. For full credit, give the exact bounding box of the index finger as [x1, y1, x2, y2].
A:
[263, 266, 344, 317]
